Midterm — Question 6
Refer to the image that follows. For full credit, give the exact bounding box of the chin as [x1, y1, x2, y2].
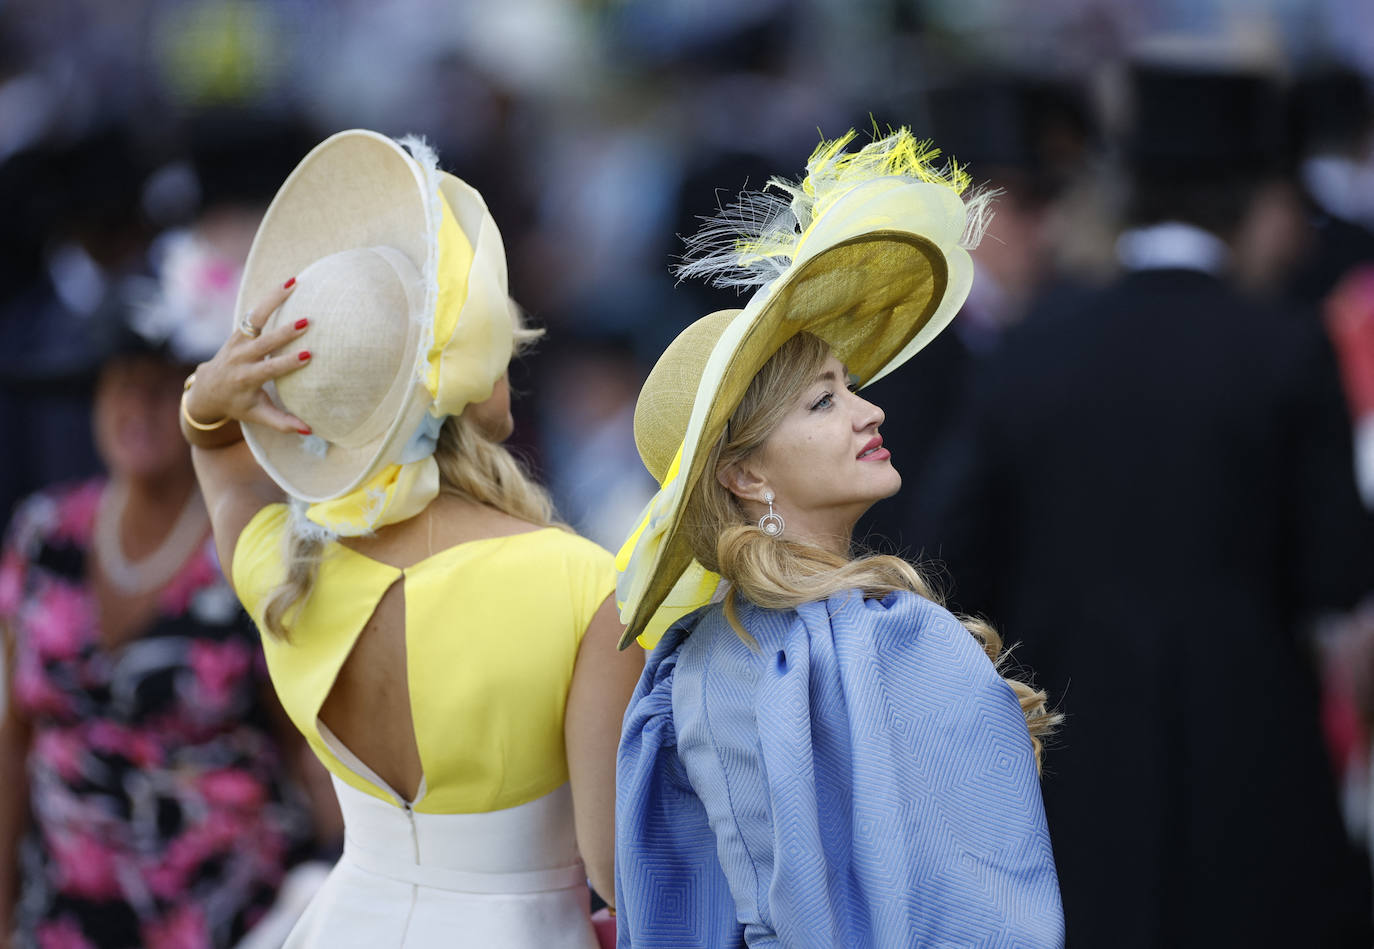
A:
[883, 464, 901, 498]
[107, 445, 190, 480]
[861, 465, 901, 503]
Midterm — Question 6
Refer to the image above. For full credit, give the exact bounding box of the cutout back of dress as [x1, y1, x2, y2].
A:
[233, 503, 618, 815]
[317, 576, 423, 803]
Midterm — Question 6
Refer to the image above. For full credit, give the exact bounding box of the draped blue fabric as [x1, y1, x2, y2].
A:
[615, 590, 1064, 948]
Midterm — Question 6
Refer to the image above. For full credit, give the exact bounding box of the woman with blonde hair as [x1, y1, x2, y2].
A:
[180, 130, 642, 946]
[613, 130, 1063, 947]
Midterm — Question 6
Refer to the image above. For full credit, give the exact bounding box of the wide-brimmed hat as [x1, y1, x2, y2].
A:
[615, 129, 989, 648]
[237, 129, 515, 503]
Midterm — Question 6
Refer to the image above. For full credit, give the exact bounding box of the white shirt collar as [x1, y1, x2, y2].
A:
[1302, 155, 1374, 225]
[1115, 221, 1230, 275]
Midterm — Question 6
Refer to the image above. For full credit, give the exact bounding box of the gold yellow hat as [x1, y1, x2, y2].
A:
[615, 129, 990, 649]
[237, 129, 515, 504]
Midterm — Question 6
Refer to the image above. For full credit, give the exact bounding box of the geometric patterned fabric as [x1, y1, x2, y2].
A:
[616, 591, 1064, 947]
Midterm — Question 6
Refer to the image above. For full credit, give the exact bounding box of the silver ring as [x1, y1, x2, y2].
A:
[238, 315, 261, 339]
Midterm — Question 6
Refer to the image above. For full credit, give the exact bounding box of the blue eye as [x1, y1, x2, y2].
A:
[847, 373, 860, 392]
[811, 392, 834, 410]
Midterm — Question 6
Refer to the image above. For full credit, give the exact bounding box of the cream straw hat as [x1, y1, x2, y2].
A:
[615, 128, 991, 649]
[237, 129, 515, 504]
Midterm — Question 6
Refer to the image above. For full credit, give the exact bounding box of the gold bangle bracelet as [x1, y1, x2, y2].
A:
[180, 376, 230, 432]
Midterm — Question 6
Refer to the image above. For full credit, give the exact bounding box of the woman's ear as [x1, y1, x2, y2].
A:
[717, 460, 766, 503]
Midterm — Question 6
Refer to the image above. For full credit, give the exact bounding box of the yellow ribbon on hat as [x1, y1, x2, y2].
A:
[428, 173, 515, 418]
[304, 458, 440, 535]
[614, 443, 721, 649]
[304, 189, 476, 536]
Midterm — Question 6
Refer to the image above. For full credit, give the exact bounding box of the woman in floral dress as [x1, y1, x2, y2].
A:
[0, 236, 317, 949]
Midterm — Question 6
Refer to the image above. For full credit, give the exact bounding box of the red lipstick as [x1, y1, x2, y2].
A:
[857, 436, 889, 461]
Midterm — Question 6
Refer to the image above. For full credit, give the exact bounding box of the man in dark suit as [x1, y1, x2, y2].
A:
[925, 60, 1374, 947]
[1286, 66, 1374, 309]
[860, 74, 1095, 556]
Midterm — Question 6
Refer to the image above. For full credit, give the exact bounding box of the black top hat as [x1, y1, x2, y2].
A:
[926, 75, 1095, 202]
[0, 277, 183, 393]
[184, 108, 317, 211]
[1123, 62, 1289, 179]
[1290, 65, 1373, 156]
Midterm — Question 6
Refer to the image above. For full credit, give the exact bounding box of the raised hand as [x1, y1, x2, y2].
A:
[184, 278, 312, 435]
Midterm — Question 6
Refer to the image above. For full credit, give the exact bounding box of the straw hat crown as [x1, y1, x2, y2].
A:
[270, 246, 421, 449]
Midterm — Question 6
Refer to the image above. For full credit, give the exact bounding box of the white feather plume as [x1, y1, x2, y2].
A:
[676, 127, 995, 291]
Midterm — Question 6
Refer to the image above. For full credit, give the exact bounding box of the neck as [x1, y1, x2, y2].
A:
[789, 525, 854, 557]
[120, 464, 197, 515]
[114, 463, 200, 559]
[747, 504, 856, 556]
[97, 459, 209, 593]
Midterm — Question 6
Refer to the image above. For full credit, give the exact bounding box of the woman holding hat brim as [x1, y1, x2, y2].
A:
[613, 130, 1064, 947]
[181, 130, 642, 947]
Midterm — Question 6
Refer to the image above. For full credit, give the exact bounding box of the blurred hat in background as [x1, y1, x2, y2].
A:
[1120, 59, 1289, 180]
[142, 107, 319, 229]
[1289, 65, 1373, 158]
[0, 109, 315, 389]
[0, 123, 162, 388]
[128, 108, 320, 365]
[925, 73, 1095, 202]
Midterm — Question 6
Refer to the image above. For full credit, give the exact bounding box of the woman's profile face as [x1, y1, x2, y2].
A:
[745, 351, 900, 530]
[93, 354, 191, 480]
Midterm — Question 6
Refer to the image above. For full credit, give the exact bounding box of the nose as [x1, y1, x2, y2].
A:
[853, 392, 883, 432]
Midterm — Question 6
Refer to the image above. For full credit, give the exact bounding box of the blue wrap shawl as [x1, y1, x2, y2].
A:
[615, 590, 1064, 947]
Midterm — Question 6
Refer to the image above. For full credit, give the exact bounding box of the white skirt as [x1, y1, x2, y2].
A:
[284, 776, 599, 948]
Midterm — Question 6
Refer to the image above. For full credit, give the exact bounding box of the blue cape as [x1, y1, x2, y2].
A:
[615, 591, 1064, 947]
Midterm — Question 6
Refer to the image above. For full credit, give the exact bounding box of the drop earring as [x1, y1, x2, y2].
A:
[757, 490, 785, 537]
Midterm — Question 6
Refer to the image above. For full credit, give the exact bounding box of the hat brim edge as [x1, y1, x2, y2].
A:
[238, 129, 437, 503]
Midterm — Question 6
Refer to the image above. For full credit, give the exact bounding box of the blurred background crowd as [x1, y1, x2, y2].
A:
[2, 0, 1374, 946]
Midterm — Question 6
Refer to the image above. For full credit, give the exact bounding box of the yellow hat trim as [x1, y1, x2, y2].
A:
[302, 186, 473, 537]
[429, 173, 516, 419]
[614, 440, 723, 649]
[426, 186, 475, 402]
[305, 456, 440, 536]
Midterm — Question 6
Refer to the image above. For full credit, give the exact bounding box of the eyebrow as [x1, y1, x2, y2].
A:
[815, 365, 850, 385]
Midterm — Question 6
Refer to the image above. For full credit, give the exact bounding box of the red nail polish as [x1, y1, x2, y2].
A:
[283, 277, 296, 289]
[294, 318, 309, 330]
[297, 427, 312, 435]
[297, 350, 311, 361]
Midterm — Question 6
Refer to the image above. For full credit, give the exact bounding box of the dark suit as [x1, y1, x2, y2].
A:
[925, 268, 1374, 947]
[1288, 200, 1374, 308]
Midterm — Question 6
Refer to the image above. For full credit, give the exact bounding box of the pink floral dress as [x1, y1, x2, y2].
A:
[0, 480, 310, 949]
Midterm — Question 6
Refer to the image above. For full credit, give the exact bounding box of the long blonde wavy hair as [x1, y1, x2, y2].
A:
[681, 332, 1059, 767]
[262, 318, 556, 639]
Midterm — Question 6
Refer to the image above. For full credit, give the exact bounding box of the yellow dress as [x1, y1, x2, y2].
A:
[233, 504, 615, 948]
